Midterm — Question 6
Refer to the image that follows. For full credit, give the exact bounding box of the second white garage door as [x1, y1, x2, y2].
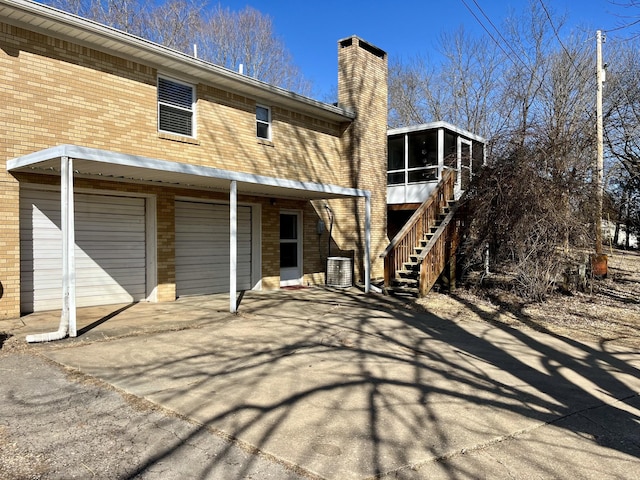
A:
[175, 201, 253, 297]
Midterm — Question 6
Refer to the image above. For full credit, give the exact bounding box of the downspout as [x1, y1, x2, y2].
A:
[324, 202, 334, 259]
[27, 156, 76, 343]
[364, 193, 371, 293]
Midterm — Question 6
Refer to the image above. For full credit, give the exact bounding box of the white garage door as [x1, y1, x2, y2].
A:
[175, 201, 252, 296]
[20, 189, 147, 313]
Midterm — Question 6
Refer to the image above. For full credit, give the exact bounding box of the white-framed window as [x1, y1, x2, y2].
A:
[256, 104, 271, 140]
[158, 76, 195, 137]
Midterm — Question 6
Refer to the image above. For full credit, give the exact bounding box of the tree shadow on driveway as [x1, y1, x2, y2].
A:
[39, 289, 640, 479]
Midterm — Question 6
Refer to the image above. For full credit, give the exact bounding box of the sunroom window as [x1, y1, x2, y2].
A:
[158, 76, 194, 137]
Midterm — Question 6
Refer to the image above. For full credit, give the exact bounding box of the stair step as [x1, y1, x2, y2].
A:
[397, 269, 419, 279]
[387, 285, 419, 297]
[402, 261, 420, 271]
[419, 237, 434, 247]
[391, 277, 418, 289]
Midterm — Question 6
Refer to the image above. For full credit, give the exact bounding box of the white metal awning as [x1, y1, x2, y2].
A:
[7, 144, 368, 200]
[9, 145, 371, 341]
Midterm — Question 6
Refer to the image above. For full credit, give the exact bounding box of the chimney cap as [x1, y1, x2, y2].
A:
[338, 35, 386, 59]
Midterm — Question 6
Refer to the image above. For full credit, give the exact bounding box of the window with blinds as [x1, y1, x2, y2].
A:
[158, 76, 195, 137]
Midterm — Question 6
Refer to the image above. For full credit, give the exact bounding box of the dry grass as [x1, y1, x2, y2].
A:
[417, 248, 640, 349]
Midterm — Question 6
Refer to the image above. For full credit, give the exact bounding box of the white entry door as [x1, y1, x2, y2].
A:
[280, 211, 302, 286]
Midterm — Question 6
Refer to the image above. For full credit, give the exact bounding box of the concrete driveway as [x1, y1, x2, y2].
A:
[21, 288, 640, 479]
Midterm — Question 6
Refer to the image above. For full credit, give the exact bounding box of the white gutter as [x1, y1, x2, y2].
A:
[7, 145, 370, 200]
[388, 121, 487, 143]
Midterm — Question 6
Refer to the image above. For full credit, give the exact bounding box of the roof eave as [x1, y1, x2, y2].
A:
[0, 0, 355, 123]
[388, 121, 486, 143]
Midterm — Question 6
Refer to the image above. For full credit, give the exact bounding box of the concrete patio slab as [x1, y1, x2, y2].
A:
[25, 288, 640, 478]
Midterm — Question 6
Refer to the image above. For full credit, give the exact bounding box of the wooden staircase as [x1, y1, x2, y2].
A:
[381, 169, 462, 297]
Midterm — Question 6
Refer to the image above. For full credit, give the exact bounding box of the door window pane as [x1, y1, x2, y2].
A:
[280, 214, 297, 240]
[280, 243, 298, 268]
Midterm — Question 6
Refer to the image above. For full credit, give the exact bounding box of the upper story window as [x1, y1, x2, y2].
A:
[256, 105, 271, 140]
[158, 76, 195, 137]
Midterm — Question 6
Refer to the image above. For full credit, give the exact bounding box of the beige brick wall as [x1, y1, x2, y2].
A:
[0, 23, 388, 318]
[0, 24, 349, 184]
[0, 180, 20, 318]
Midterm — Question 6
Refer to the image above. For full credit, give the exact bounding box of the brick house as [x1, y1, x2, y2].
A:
[0, 0, 388, 327]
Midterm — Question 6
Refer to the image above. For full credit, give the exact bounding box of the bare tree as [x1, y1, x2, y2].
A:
[44, 0, 312, 95]
[388, 55, 434, 127]
[608, 1, 640, 38]
[146, 0, 205, 53]
[604, 44, 640, 181]
[48, 0, 152, 35]
[603, 42, 640, 245]
[388, 27, 505, 139]
[193, 4, 312, 94]
[428, 2, 600, 299]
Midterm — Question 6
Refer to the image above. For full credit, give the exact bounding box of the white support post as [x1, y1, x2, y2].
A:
[61, 156, 77, 337]
[229, 181, 238, 313]
[364, 194, 371, 294]
[25, 156, 75, 343]
[67, 157, 77, 336]
[437, 128, 445, 179]
[455, 135, 462, 197]
[60, 157, 69, 334]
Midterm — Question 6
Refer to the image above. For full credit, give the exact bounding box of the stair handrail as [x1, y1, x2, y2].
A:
[381, 168, 457, 287]
[417, 202, 459, 295]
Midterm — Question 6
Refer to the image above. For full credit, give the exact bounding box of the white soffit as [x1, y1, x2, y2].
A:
[0, 0, 354, 124]
[7, 145, 370, 201]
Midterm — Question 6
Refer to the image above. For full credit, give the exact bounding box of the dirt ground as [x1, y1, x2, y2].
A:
[416, 248, 640, 350]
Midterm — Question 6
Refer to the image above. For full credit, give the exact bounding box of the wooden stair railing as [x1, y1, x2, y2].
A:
[381, 169, 458, 295]
[417, 200, 461, 295]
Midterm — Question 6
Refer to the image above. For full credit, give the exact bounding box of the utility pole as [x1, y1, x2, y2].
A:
[594, 30, 608, 276]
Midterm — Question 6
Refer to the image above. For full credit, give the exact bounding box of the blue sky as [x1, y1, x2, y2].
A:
[218, 0, 626, 98]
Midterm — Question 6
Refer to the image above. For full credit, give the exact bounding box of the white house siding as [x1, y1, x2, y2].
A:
[20, 188, 147, 313]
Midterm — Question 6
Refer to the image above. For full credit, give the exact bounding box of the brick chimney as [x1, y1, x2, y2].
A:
[337, 35, 388, 280]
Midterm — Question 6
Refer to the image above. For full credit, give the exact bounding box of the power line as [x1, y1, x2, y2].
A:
[470, 0, 535, 71]
[538, 0, 592, 84]
[459, 0, 529, 74]
[461, 0, 597, 114]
